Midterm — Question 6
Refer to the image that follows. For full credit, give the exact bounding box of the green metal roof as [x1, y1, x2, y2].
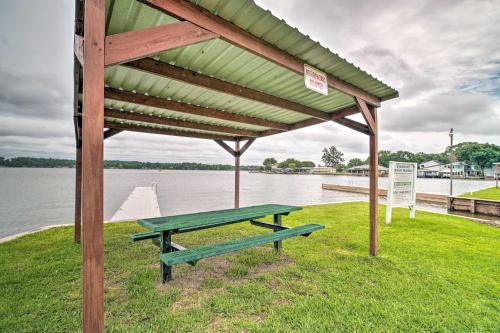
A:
[103, 0, 398, 139]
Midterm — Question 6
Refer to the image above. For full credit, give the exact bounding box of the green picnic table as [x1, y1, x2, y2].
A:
[132, 204, 324, 282]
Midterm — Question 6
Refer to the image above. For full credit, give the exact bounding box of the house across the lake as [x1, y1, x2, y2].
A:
[346, 164, 388, 176]
[417, 160, 446, 178]
[439, 162, 481, 179]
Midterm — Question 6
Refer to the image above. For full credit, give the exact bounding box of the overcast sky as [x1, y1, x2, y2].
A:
[0, 0, 498, 165]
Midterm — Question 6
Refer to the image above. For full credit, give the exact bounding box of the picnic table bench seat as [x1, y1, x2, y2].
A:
[160, 223, 324, 266]
[132, 204, 324, 282]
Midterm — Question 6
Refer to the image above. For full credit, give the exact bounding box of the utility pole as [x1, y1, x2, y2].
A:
[449, 128, 454, 196]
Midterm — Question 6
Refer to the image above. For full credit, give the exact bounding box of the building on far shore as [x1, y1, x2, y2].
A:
[418, 160, 445, 178]
[346, 164, 388, 176]
[311, 166, 336, 175]
[483, 162, 500, 179]
[439, 162, 481, 179]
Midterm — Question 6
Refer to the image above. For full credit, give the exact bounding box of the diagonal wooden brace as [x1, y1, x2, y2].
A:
[355, 97, 376, 135]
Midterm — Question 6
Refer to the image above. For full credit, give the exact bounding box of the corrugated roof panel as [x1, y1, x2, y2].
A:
[105, 66, 310, 125]
[103, 0, 398, 135]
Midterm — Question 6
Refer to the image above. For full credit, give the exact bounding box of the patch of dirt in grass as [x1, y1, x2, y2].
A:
[206, 315, 226, 333]
[166, 251, 294, 313]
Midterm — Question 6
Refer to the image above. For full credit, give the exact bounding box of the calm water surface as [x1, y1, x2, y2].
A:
[0, 168, 495, 238]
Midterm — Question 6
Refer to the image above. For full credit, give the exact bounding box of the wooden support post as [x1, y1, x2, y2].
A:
[368, 106, 378, 256]
[81, 0, 105, 332]
[74, 145, 82, 243]
[235, 139, 241, 208]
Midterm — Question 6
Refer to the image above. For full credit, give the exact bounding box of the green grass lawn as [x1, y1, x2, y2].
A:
[1, 202, 499, 332]
[459, 186, 500, 201]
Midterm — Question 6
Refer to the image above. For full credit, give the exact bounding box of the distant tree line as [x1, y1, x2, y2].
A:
[261, 157, 315, 171]
[0, 156, 257, 171]
[258, 142, 500, 175]
[341, 141, 500, 171]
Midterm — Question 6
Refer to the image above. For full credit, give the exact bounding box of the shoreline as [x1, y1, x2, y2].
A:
[2, 200, 497, 244]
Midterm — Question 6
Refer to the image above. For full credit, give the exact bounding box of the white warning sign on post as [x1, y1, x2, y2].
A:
[304, 64, 328, 95]
[385, 161, 417, 224]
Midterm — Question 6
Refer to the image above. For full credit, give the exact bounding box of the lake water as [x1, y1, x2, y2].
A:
[0, 168, 495, 239]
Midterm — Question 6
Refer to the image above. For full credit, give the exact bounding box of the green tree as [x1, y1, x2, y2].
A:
[336, 163, 346, 172]
[278, 158, 302, 169]
[262, 157, 277, 171]
[288, 162, 297, 171]
[321, 146, 344, 167]
[301, 160, 316, 168]
[347, 158, 364, 168]
[471, 146, 500, 174]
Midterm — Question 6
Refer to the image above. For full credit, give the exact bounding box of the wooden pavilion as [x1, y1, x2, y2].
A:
[73, 0, 398, 331]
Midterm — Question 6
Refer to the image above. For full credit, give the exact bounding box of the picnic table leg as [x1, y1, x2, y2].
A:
[273, 214, 282, 251]
[160, 231, 172, 283]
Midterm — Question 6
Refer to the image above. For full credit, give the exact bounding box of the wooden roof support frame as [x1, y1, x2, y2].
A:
[125, 58, 330, 121]
[75, 0, 390, 330]
[104, 21, 218, 66]
[104, 108, 259, 137]
[215, 138, 256, 208]
[105, 121, 239, 141]
[81, 0, 105, 332]
[139, 0, 381, 107]
[105, 87, 290, 131]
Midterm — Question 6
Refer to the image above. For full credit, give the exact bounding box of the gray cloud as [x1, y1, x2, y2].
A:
[0, 0, 498, 164]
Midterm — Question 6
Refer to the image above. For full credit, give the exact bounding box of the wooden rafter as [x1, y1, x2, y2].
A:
[124, 58, 330, 120]
[104, 21, 218, 66]
[105, 121, 238, 141]
[139, 0, 381, 107]
[104, 108, 259, 137]
[257, 104, 361, 138]
[104, 87, 290, 131]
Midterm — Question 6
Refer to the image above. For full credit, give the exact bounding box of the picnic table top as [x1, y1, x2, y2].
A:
[138, 204, 302, 233]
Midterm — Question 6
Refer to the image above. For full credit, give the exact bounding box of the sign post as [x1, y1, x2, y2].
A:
[386, 161, 417, 224]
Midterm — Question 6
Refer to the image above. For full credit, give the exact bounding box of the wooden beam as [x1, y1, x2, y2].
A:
[104, 21, 218, 66]
[105, 87, 290, 131]
[104, 108, 259, 137]
[330, 105, 360, 120]
[105, 121, 237, 141]
[355, 97, 376, 135]
[125, 58, 330, 120]
[214, 140, 236, 157]
[235, 138, 240, 208]
[82, 1, 105, 332]
[74, 146, 82, 244]
[238, 138, 255, 157]
[257, 104, 361, 138]
[333, 117, 370, 135]
[369, 106, 378, 256]
[74, 34, 84, 66]
[103, 128, 123, 139]
[139, 0, 380, 106]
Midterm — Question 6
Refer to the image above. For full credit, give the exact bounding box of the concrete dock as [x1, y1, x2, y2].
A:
[321, 183, 448, 204]
[110, 185, 161, 222]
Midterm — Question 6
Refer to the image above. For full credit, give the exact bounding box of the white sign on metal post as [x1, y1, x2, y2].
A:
[304, 64, 328, 95]
[385, 161, 417, 224]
